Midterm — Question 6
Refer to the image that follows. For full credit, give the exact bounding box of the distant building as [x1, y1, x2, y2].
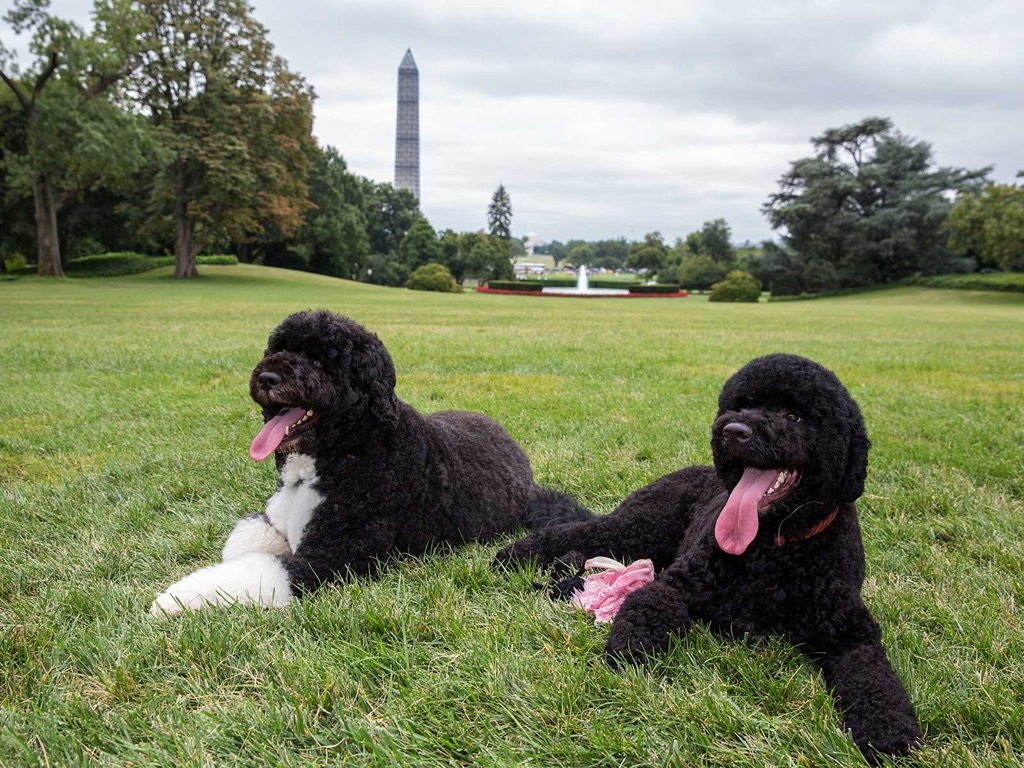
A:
[523, 234, 545, 257]
[394, 49, 420, 200]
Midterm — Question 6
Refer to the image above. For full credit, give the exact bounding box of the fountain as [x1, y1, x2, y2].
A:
[541, 265, 629, 296]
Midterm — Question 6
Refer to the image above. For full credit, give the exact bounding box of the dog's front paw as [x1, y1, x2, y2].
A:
[493, 536, 552, 571]
[604, 581, 689, 668]
[149, 553, 293, 617]
[150, 583, 215, 617]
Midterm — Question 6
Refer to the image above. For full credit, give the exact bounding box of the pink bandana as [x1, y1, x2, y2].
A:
[570, 557, 656, 623]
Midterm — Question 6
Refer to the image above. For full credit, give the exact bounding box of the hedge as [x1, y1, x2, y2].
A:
[628, 283, 681, 294]
[906, 272, 1024, 292]
[64, 252, 238, 277]
[488, 280, 544, 292]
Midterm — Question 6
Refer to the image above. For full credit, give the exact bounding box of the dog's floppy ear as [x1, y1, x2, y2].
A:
[351, 331, 400, 429]
[838, 401, 871, 503]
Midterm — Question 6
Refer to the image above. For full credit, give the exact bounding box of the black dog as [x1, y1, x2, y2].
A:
[495, 354, 921, 763]
[152, 309, 587, 616]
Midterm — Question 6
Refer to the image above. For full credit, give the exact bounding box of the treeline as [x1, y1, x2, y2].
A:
[245, 147, 515, 287]
[2, 2, 1020, 292]
[0, 0, 516, 284]
[537, 220, 763, 292]
[538, 118, 1023, 295]
[757, 117, 1023, 295]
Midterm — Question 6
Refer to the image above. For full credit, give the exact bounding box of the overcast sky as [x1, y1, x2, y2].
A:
[3, 1, 1022, 244]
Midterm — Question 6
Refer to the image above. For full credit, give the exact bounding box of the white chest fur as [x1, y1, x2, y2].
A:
[265, 453, 323, 552]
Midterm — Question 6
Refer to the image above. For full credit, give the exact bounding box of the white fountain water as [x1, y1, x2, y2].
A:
[541, 264, 628, 296]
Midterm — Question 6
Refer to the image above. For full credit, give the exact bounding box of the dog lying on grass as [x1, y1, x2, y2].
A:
[151, 309, 588, 616]
[495, 353, 922, 763]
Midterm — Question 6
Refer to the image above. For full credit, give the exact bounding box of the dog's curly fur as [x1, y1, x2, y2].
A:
[495, 353, 921, 763]
[151, 309, 588, 616]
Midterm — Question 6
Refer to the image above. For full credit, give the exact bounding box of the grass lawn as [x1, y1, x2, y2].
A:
[1, 264, 1022, 766]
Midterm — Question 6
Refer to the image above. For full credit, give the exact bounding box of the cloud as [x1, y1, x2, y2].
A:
[4, 0, 1022, 244]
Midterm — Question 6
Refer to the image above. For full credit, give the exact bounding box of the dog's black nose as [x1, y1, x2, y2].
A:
[257, 371, 281, 389]
[723, 422, 752, 444]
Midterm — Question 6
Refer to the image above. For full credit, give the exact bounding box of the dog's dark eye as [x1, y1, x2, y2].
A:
[786, 411, 802, 423]
[313, 359, 323, 368]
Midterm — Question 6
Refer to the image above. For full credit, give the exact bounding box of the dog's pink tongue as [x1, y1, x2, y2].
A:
[715, 467, 779, 555]
[249, 407, 306, 461]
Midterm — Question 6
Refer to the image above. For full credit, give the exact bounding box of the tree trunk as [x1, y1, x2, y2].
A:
[32, 173, 64, 277]
[174, 197, 200, 278]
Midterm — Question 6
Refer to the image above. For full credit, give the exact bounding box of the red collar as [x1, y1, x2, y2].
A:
[774, 508, 839, 547]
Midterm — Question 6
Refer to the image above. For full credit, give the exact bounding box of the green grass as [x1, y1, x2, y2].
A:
[1, 264, 1022, 766]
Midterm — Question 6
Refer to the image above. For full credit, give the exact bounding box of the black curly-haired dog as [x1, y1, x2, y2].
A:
[151, 309, 588, 616]
[495, 353, 921, 763]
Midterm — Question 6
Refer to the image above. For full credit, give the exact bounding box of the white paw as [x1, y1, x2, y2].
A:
[222, 515, 290, 561]
[149, 553, 293, 617]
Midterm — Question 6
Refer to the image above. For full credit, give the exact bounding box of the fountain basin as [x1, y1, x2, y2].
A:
[540, 286, 630, 296]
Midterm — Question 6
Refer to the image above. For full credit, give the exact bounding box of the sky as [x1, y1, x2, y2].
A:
[3, 0, 1022, 245]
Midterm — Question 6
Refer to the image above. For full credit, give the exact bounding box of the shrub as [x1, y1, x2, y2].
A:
[3, 253, 27, 272]
[406, 262, 462, 293]
[709, 270, 762, 302]
[199, 254, 239, 266]
[261, 246, 308, 271]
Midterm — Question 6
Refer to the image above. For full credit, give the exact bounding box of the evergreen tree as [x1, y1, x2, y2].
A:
[487, 183, 512, 239]
[763, 117, 989, 293]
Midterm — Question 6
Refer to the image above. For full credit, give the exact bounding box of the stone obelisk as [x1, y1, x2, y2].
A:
[394, 49, 420, 200]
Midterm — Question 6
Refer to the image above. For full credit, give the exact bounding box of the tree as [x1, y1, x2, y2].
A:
[696, 218, 734, 263]
[435, 228, 467, 284]
[398, 217, 441, 270]
[567, 243, 593, 267]
[674, 253, 730, 291]
[486, 183, 513, 275]
[749, 240, 838, 297]
[120, 0, 314, 277]
[1, 0, 144, 276]
[0, 87, 34, 270]
[361, 180, 420, 256]
[946, 173, 1024, 272]
[487, 183, 512, 240]
[301, 145, 369, 279]
[591, 238, 628, 270]
[626, 231, 668, 273]
[763, 117, 989, 293]
[466, 233, 513, 282]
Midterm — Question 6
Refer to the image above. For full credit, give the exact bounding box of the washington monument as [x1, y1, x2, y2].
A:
[394, 49, 420, 200]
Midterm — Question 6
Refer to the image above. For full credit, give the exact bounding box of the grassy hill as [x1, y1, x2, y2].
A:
[1, 264, 1022, 766]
